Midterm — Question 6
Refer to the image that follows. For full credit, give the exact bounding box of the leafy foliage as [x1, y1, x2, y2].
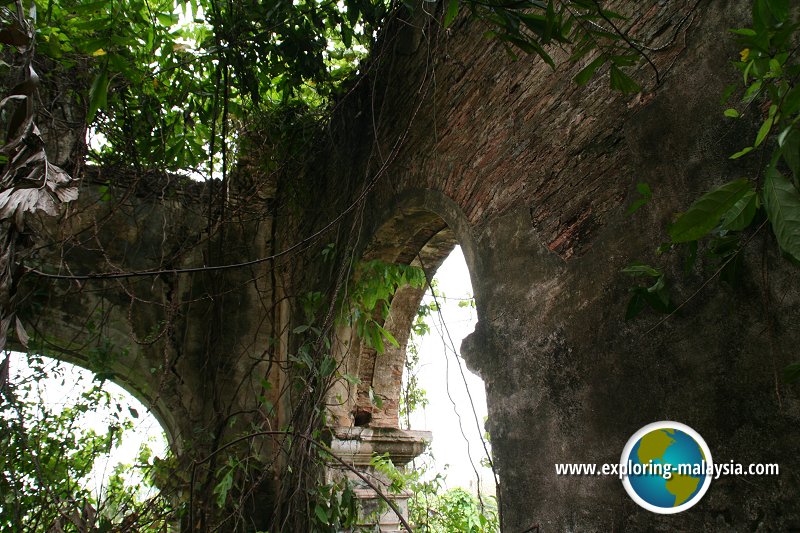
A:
[345, 260, 426, 352]
[763, 167, 800, 263]
[716, 0, 800, 260]
[308, 479, 359, 531]
[622, 0, 800, 378]
[0, 0, 720, 528]
[0, 354, 173, 532]
[31, 0, 388, 172]
[455, 0, 643, 92]
[622, 262, 674, 320]
[410, 483, 499, 532]
[369, 451, 498, 532]
[24, 0, 662, 178]
[416, 487, 498, 532]
[626, 182, 652, 215]
[269, 257, 431, 529]
[668, 180, 756, 243]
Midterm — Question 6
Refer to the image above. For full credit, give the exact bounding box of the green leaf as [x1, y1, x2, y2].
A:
[784, 362, 800, 383]
[646, 275, 668, 305]
[743, 79, 762, 103]
[341, 372, 361, 385]
[574, 55, 606, 85]
[368, 387, 383, 408]
[730, 146, 754, 159]
[778, 127, 800, 179]
[156, 12, 177, 27]
[610, 54, 638, 67]
[625, 280, 674, 320]
[783, 86, 800, 115]
[641, 282, 674, 313]
[621, 262, 661, 277]
[609, 64, 640, 94]
[719, 190, 757, 231]
[367, 323, 384, 352]
[598, 8, 626, 20]
[314, 504, 329, 525]
[500, 33, 555, 68]
[544, 0, 555, 42]
[378, 325, 399, 348]
[769, 57, 782, 76]
[752, 0, 771, 30]
[318, 355, 336, 377]
[763, 169, 800, 263]
[626, 182, 652, 215]
[668, 179, 754, 242]
[213, 469, 233, 508]
[754, 115, 774, 147]
[87, 67, 109, 124]
[723, 108, 740, 118]
[444, 0, 459, 28]
[293, 324, 309, 334]
[766, 0, 789, 22]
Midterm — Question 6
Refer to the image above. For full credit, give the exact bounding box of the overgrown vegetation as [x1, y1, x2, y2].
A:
[8, 0, 662, 177]
[2, 0, 799, 529]
[0, 354, 173, 531]
[411, 486, 499, 532]
[373, 452, 499, 533]
[1, 253, 497, 531]
[622, 0, 800, 381]
[34, 0, 387, 172]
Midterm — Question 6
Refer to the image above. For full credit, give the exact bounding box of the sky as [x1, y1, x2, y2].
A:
[407, 246, 496, 496]
[7, 246, 494, 500]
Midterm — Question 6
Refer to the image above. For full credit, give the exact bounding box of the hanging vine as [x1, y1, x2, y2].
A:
[3, 0, 788, 531]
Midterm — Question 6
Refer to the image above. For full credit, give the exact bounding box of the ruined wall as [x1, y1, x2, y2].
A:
[16, 167, 282, 528]
[293, 0, 800, 530]
[15, 0, 800, 530]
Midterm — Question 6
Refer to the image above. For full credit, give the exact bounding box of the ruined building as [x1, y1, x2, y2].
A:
[6, 0, 800, 530]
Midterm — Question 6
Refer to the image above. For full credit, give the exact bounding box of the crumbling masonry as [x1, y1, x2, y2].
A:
[15, 0, 800, 530]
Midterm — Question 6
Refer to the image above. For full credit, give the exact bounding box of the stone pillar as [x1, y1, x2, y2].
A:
[328, 427, 431, 531]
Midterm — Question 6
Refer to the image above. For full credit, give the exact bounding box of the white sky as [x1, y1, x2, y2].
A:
[408, 246, 496, 495]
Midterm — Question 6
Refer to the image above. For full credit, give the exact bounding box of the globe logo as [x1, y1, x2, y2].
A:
[620, 421, 713, 514]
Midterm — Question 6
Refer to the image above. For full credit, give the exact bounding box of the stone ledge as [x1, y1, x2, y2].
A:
[331, 427, 432, 467]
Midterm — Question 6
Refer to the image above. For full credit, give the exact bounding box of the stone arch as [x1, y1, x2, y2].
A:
[10, 348, 174, 443]
[334, 188, 484, 430]
[10, 339, 178, 448]
[323, 189, 490, 530]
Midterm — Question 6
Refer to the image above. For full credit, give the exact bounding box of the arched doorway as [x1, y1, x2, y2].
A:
[326, 190, 499, 529]
[404, 246, 495, 495]
[0, 351, 173, 531]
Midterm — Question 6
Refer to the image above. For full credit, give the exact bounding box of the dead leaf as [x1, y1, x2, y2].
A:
[0, 315, 10, 353]
[0, 353, 9, 394]
[14, 316, 28, 347]
[0, 26, 29, 47]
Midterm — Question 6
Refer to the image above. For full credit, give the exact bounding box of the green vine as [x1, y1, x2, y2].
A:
[623, 0, 800, 382]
